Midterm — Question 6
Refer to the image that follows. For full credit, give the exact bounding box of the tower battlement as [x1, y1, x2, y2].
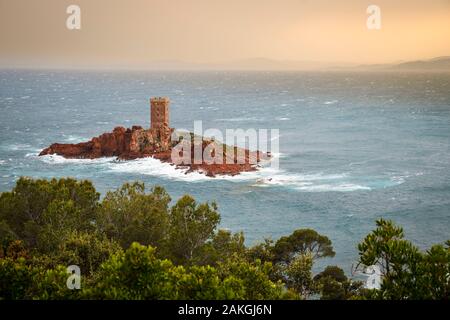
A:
[150, 97, 170, 129]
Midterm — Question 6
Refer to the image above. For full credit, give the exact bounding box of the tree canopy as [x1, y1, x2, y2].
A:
[0, 178, 448, 300]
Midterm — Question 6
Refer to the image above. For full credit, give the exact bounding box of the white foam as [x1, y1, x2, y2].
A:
[0, 160, 5, 165]
[2, 143, 33, 151]
[62, 135, 86, 143]
[276, 117, 290, 121]
[297, 183, 371, 192]
[251, 170, 372, 192]
[390, 176, 405, 185]
[107, 157, 263, 182]
[34, 152, 375, 193]
[216, 117, 264, 122]
[38, 154, 116, 165]
[324, 100, 339, 105]
[269, 152, 286, 159]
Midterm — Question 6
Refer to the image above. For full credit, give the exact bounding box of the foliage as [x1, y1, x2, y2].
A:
[357, 219, 450, 300]
[168, 195, 220, 264]
[97, 182, 171, 250]
[48, 231, 122, 276]
[246, 239, 275, 263]
[0, 177, 99, 250]
[313, 266, 366, 300]
[195, 229, 246, 266]
[89, 243, 282, 300]
[0, 178, 448, 300]
[217, 256, 285, 299]
[272, 229, 335, 264]
[88, 243, 177, 299]
[0, 257, 33, 300]
[285, 253, 314, 298]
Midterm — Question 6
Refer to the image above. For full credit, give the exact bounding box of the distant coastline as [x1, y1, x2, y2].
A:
[2, 56, 450, 72]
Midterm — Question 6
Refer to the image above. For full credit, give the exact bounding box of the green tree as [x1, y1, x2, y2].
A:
[168, 195, 220, 264]
[42, 231, 122, 276]
[88, 242, 285, 300]
[357, 218, 407, 276]
[273, 229, 335, 265]
[0, 177, 99, 250]
[285, 253, 314, 299]
[89, 243, 177, 299]
[176, 265, 245, 299]
[0, 219, 16, 247]
[357, 219, 450, 299]
[97, 182, 171, 250]
[314, 266, 365, 300]
[30, 265, 82, 300]
[0, 257, 33, 300]
[195, 229, 246, 266]
[217, 256, 285, 300]
[420, 243, 450, 299]
[246, 239, 275, 264]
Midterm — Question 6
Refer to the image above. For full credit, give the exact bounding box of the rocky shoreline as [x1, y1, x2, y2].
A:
[39, 97, 269, 177]
[39, 126, 267, 177]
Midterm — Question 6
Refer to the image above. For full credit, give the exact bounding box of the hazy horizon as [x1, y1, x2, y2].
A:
[1, 0, 449, 69]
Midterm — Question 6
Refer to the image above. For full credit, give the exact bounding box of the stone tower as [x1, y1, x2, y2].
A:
[150, 97, 170, 129]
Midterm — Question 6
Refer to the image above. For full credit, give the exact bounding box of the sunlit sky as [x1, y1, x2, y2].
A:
[0, 0, 449, 68]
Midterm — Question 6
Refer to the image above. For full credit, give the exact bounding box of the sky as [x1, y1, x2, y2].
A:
[0, 0, 449, 69]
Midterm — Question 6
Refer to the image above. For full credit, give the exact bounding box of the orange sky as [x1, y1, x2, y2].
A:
[0, 0, 449, 68]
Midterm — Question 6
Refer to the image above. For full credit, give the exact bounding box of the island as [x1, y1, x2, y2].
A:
[39, 97, 268, 177]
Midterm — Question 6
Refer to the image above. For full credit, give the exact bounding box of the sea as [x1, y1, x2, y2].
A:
[1, 69, 449, 273]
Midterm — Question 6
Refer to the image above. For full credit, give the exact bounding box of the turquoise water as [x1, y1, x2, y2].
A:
[1, 69, 449, 272]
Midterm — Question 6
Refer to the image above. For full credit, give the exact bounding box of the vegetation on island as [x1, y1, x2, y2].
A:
[0, 177, 449, 300]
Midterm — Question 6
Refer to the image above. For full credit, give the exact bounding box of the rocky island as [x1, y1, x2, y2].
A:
[39, 97, 267, 177]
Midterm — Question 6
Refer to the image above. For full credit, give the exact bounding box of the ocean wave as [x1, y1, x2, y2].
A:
[216, 117, 264, 122]
[251, 170, 376, 192]
[324, 100, 339, 105]
[1, 143, 37, 151]
[37, 154, 116, 165]
[269, 152, 286, 159]
[297, 183, 371, 192]
[62, 134, 86, 142]
[33, 153, 392, 193]
[387, 172, 424, 186]
[107, 157, 263, 182]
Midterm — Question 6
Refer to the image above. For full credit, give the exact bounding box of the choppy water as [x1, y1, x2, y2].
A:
[1, 69, 449, 272]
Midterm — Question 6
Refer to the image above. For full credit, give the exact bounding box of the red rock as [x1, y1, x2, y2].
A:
[39, 97, 269, 177]
[39, 126, 268, 177]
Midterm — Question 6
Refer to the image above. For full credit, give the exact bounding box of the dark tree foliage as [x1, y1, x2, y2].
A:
[97, 182, 171, 250]
[313, 266, 366, 300]
[273, 229, 335, 264]
[0, 178, 448, 300]
[168, 195, 220, 265]
[357, 219, 450, 300]
[0, 177, 99, 250]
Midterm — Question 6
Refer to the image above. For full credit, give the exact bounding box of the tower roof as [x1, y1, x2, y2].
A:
[150, 97, 170, 103]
